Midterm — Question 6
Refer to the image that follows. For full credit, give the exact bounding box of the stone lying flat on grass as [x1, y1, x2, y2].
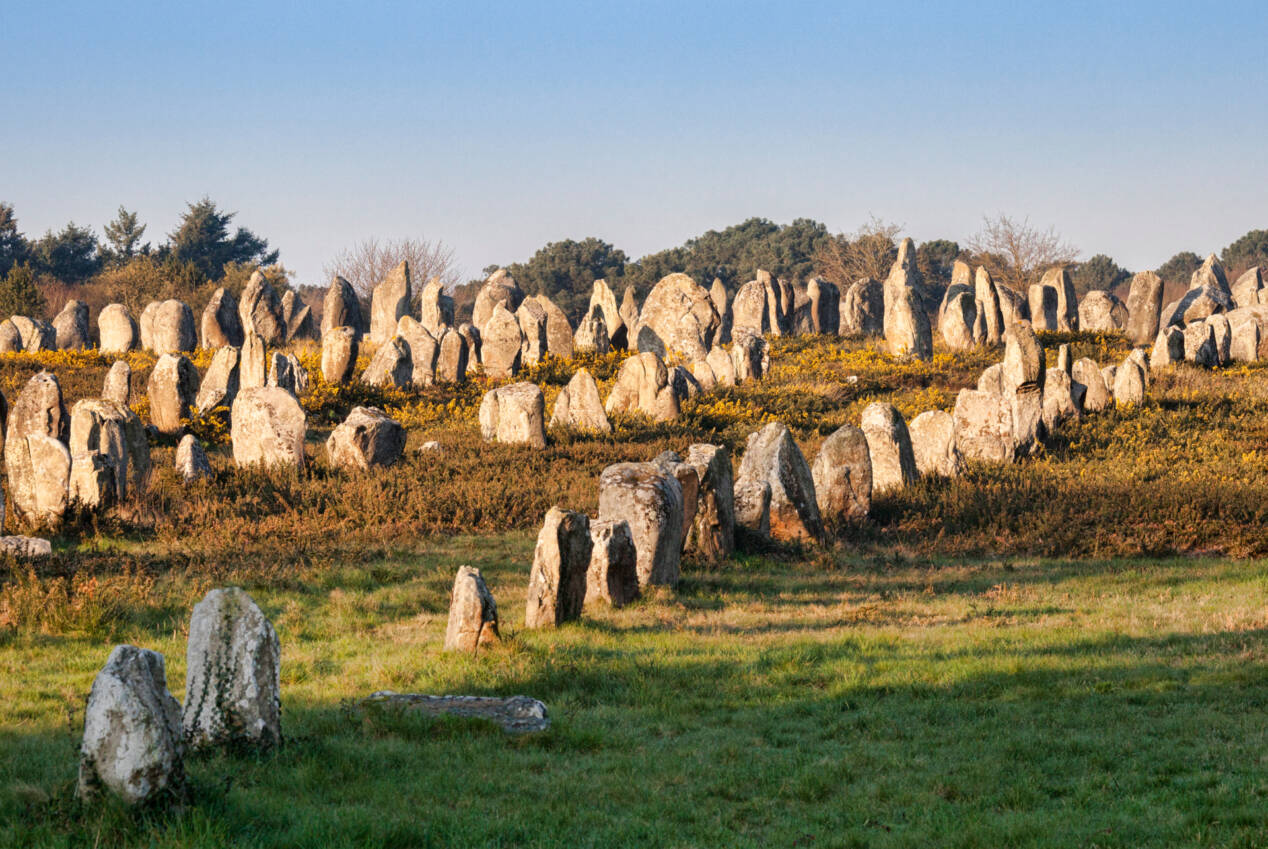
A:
[0, 536, 53, 557]
[363, 692, 550, 734]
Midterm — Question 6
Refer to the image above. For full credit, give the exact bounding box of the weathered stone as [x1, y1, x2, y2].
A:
[459, 322, 481, 364]
[585, 520, 639, 607]
[239, 332, 267, 389]
[1231, 267, 1266, 310]
[369, 261, 412, 344]
[201, 288, 243, 349]
[974, 266, 1005, 345]
[884, 256, 932, 360]
[1002, 321, 1046, 393]
[1150, 326, 1185, 368]
[1191, 253, 1231, 298]
[321, 326, 358, 384]
[175, 434, 212, 482]
[731, 279, 771, 339]
[148, 300, 196, 355]
[735, 422, 822, 542]
[515, 299, 549, 366]
[811, 424, 871, 522]
[524, 508, 591, 628]
[1028, 283, 1058, 331]
[281, 293, 316, 343]
[1041, 368, 1082, 433]
[11, 315, 55, 351]
[619, 286, 640, 341]
[397, 315, 438, 386]
[842, 278, 884, 336]
[1113, 359, 1146, 406]
[69, 398, 147, 508]
[652, 451, 700, 543]
[534, 294, 573, 359]
[597, 462, 684, 587]
[478, 382, 546, 448]
[360, 336, 412, 388]
[995, 283, 1028, 330]
[588, 278, 625, 348]
[1071, 358, 1111, 412]
[807, 278, 840, 334]
[98, 304, 138, 354]
[731, 332, 769, 383]
[53, 300, 90, 350]
[711, 277, 733, 343]
[0, 319, 20, 353]
[1078, 290, 1128, 333]
[138, 302, 159, 351]
[1206, 314, 1232, 365]
[480, 303, 523, 378]
[941, 290, 977, 351]
[238, 272, 286, 347]
[690, 359, 717, 392]
[360, 692, 548, 734]
[471, 269, 525, 335]
[635, 273, 721, 362]
[953, 389, 1012, 463]
[860, 402, 919, 494]
[183, 587, 282, 750]
[734, 479, 772, 539]
[1183, 321, 1218, 367]
[605, 351, 674, 421]
[682, 444, 736, 561]
[230, 387, 306, 470]
[908, 410, 963, 477]
[669, 365, 701, 403]
[195, 346, 240, 413]
[0, 536, 53, 557]
[574, 305, 611, 354]
[1231, 319, 1261, 363]
[1056, 343, 1072, 375]
[1040, 267, 1078, 331]
[322, 275, 364, 338]
[418, 276, 455, 337]
[1126, 271, 1164, 345]
[706, 345, 737, 387]
[103, 360, 132, 406]
[78, 645, 184, 804]
[436, 327, 469, 383]
[550, 368, 611, 433]
[146, 354, 198, 435]
[326, 406, 405, 470]
[443, 566, 500, 651]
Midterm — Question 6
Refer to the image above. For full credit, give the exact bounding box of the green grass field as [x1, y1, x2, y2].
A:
[3, 333, 1268, 847]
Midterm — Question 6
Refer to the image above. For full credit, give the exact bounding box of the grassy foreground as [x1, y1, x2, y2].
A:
[3, 536, 1268, 848]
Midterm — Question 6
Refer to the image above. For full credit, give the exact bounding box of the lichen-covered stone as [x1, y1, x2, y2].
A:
[524, 508, 591, 628]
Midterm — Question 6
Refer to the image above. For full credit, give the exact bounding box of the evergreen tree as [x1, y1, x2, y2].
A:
[1157, 251, 1201, 289]
[1071, 253, 1129, 295]
[0, 263, 46, 319]
[103, 206, 148, 262]
[1222, 229, 1268, 274]
[167, 197, 278, 279]
[30, 222, 101, 283]
[0, 202, 28, 278]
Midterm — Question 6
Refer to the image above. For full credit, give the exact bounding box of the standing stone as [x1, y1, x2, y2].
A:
[1126, 271, 1164, 345]
[1003, 321, 1046, 393]
[995, 283, 1028, 329]
[734, 479, 772, 538]
[711, 278, 733, 343]
[397, 315, 439, 386]
[1206, 313, 1232, 365]
[443, 566, 500, 652]
[634, 273, 721, 362]
[273, 352, 308, 396]
[418, 276, 455, 337]
[690, 359, 717, 392]
[103, 360, 132, 406]
[478, 382, 547, 448]
[1150, 326, 1185, 368]
[230, 387, 306, 470]
[1040, 267, 1079, 331]
[574, 306, 611, 355]
[974, 267, 1005, 345]
[1028, 283, 1058, 331]
[735, 422, 822, 542]
[653, 451, 701, 543]
[321, 326, 359, 384]
[1183, 322, 1218, 367]
[811, 424, 872, 522]
[0, 318, 20, 352]
[139, 302, 159, 351]
[883, 255, 932, 360]
[1113, 359, 1146, 406]
[1231, 267, 1266, 309]
[807, 278, 840, 334]
[150, 300, 197, 355]
[941, 291, 977, 351]
[239, 332, 267, 389]
[706, 346, 738, 387]
[238, 271, 286, 347]
[360, 336, 412, 388]
[1056, 343, 1072, 375]
[1041, 368, 1082, 433]
[201, 287, 243, 349]
[953, 389, 1009, 464]
[175, 434, 212, 482]
[78, 645, 184, 804]
[516, 299, 549, 366]
[281, 292, 316, 343]
[731, 280, 770, 339]
[731, 332, 770, 383]
[842, 278, 884, 336]
[322, 275, 365, 338]
[98, 304, 138, 354]
[589, 278, 625, 348]
[11, 315, 55, 351]
[183, 587, 282, 750]
[195, 346, 240, 413]
[1231, 319, 1261, 363]
[481, 303, 524, 378]
[619, 286, 640, 341]
[1071, 358, 1111, 412]
[1078, 290, 1128, 333]
[459, 322, 481, 364]
[908, 410, 963, 478]
[860, 402, 919, 494]
[146, 353, 198, 435]
[325, 406, 405, 470]
[53, 300, 90, 350]
[471, 269, 526, 335]
[534, 294, 574, 359]
[585, 521, 639, 607]
[369, 261, 412, 344]
[550, 368, 611, 433]
[683, 444, 736, 561]
[524, 508, 592, 628]
[597, 462, 683, 587]
[605, 351, 675, 421]
[436, 327, 469, 383]
[69, 398, 145, 508]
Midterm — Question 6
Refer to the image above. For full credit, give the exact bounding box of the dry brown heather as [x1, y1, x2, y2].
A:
[4, 330, 1268, 608]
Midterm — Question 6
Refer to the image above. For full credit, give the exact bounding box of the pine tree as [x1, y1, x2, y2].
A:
[0, 263, 46, 320]
[103, 206, 148, 262]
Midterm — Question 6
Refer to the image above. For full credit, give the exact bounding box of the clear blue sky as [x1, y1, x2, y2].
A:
[4, 0, 1266, 284]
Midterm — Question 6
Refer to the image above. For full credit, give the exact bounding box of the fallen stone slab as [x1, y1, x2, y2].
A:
[362, 692, 549, 734]
[0, 536, 53, 558]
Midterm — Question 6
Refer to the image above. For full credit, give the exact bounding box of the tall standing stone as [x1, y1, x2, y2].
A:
[480, 303, 524, 378]
[53, 300, 90, 350]
[98, 303, 138, 354]
[524, 508, 592, 628]
[974, 266, 1005, 345]
[78, 646, 184, 804]
[618, 286, 640, 342]
[941, 291, 977, 351]
[597, 462, 684, 588]
[195, 346, 240, 413]
[534, 293, 574, 359]
[69, 398, 149, 507]
[811, 424, 871, 522]
[183, 587, 282, 750]
[175, 434, 212, 482]
[843, 278, 884, 336]
[634, 273, 721, 362]
[574, 305, 611, 355]
[443, 566, 500, 652]
[516, 298, 549, 366]
[1071, 358, 1111, 412]
[1126, 270, 1164, 345]
[435, 327, 469, 383]
[551, 368, 611, 433]
[1078, 290, 1128, 333]
[322, 275, 365, 338]
[150, 300, 197, 355]
[418, 276, 455, 337]
[605, 351, 677, 422]
[471, 268, 525, 334]
[883, 251, 932, 360]
[807, 278, 840, 334]
[321, 326, 359, 384]
[909, 409, 963, 477]
[397, 315, 439, 386]
[238, 271, 286, 347]
[201, 287, 243, 349]
[735, 422, 822, 543]
[360, 336, 412, 388]
[731, 280, 770, 339]
[146, 353, 198, 435]
[369, 261, 412, 344]
[230, 387, 306, 470]
[588, 278, 625, 348]
[860, 402, 919, 494]
[683, 443, 736, 561]
[711, 277, 733, 343]
[585, 521, 639, 607]
[103, 360, 132, 406]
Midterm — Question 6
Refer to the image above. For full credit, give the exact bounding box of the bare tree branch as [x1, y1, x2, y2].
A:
[813, 216, 904, 284]
[964, 214, 1078, 292]
[323, 237, 462, 298]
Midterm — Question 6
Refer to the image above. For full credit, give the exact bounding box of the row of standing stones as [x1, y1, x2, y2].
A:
[41, 249, 1240, 808]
